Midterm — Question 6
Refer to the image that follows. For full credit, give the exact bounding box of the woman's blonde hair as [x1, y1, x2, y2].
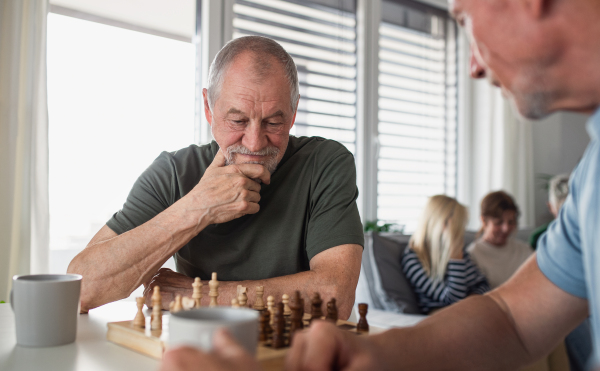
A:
[409, 195, 468, 283]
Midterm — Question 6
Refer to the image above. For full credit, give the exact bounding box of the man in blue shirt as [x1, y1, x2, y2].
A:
[160, 0, 600, 370]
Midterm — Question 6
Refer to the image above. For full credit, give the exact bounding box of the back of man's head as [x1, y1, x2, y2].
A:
[207, 36, 299, 111]
[549, 174, 570, 212]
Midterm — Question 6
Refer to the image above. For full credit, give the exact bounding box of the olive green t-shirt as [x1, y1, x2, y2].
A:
[106, 136, 364, 281]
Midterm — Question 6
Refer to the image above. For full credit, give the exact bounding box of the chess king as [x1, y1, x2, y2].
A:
[67, 36, 364, 317]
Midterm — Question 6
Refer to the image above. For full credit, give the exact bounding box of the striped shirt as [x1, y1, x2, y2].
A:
[401, 248, 490, 314]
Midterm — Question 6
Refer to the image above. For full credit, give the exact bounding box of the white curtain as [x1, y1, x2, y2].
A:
[457, 33, 535, 231]
[0, 0, 49, 301]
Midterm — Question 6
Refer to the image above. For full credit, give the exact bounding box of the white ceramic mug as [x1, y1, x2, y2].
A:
[169, 307, 259, 354]
[11, 274, 82, 347]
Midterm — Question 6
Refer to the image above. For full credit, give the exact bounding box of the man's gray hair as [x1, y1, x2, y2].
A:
[207, 36, 299, 112]
[549, 173, 570, 210]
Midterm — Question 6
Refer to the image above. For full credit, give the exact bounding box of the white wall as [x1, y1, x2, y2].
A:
[531, 112, 590, 225]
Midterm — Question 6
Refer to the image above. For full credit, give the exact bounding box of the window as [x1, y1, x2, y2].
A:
[47, 13, 195, 274]
[232, 0, 358, 154]
[376, 0, 457, 232]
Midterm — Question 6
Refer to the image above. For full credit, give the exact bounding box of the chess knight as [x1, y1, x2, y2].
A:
[68, 36, 364, 318]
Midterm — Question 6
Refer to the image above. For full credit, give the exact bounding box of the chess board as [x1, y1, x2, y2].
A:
[106, 312, 364, 371]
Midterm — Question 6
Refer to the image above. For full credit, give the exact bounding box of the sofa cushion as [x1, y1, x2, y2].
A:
[356, 232, 421, 315]
[373, 233, 421, 314]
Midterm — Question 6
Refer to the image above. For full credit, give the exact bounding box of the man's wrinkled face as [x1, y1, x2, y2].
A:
[203, 52, 298, 174]
[450, 0, 561, 119]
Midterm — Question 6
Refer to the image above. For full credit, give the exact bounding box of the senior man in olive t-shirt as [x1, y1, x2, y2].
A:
[67, 36, 364, 318]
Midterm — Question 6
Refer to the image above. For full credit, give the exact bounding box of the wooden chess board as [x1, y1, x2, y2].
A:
[106, 313, 365, 371]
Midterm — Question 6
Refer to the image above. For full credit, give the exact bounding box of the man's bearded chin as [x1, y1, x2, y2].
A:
[224, 144, 280, 174]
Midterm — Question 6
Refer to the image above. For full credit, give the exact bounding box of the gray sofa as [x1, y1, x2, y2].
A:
[352, 230, 532, 328]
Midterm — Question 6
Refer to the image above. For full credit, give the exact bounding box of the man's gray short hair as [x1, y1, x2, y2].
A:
[549, 173, 570, 210]
[207, 36, 299, 112]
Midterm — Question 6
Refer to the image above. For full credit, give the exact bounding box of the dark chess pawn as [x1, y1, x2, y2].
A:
[310, 292, 323, 324]
[357, 303, 369, 333]
[325, 298, 338, 323]
[271, 303, 285, 349]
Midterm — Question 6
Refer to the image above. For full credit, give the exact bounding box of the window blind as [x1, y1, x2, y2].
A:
[377, 0, 457, 232]
[232, 0, 357, 154]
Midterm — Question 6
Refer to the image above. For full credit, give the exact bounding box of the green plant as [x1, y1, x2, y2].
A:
[364, 220, 403, 233]
[0, 301, 5, 304]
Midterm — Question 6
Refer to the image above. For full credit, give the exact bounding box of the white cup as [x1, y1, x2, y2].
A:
[11, 274, 82, 347]
[169, 307, 259, 354]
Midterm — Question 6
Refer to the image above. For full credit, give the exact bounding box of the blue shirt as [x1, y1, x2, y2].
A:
[537, 107, 600, 365]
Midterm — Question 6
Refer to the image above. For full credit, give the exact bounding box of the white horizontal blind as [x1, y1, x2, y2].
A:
[232, 0, 357, 154]
[377, 0, 457, 232]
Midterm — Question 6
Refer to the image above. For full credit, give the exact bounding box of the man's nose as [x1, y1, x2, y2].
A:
[470, 47, 486, 79]
[243, 121, 268, 152]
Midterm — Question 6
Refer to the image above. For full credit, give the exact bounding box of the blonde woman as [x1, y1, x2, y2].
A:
[401, 195, 489, 314]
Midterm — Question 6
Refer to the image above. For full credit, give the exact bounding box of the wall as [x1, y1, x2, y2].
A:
[531, 112, 590, 226]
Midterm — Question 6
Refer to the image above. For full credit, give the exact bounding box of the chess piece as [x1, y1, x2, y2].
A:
[231, 298, 240, 308]
[133, 297, 145, 328]
[289, 291, 303, 336]
[325, 298, 338, 323]
[310, 292, 323, 323]
[192, 277, 203, 308]
[182, 296, 195, 310]
[238, 286, 248, 307]
[282, 294, 291, 316]
[151, 286, 162, 331]
[254, 286, 265, 310]
[357, 303, 369, 333]
[271, 303, 285, 349]
[172, 294, 183, 313]
[209, 272, 219, 307]
[267, 295, 275, 325]
[258, 309, 270, 344]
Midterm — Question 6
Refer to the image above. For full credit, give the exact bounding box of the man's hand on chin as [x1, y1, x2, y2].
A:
[143, 268, 195, 309]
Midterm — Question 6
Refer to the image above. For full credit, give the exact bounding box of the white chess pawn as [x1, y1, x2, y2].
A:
[209, 272, 219, 307]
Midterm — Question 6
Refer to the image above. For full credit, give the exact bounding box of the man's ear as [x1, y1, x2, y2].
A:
[202, 88, 213, 126]
[290, 95, 300, 129]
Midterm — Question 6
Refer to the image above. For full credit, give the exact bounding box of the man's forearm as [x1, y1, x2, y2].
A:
[368, 295, 533, 371]
[68, 202, 209, 312]
[150, 263, 357, 319]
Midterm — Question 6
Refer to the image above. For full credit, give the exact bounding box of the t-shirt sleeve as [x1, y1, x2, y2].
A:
[305, 150, 364, 260]
[106, 152, 177, 235]
[536, 169, 587, 299]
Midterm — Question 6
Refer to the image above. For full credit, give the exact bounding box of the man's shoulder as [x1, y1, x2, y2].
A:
[288, 136, 352, 158]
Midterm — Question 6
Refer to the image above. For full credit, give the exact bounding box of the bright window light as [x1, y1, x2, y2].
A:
[47, 13, 195, 273]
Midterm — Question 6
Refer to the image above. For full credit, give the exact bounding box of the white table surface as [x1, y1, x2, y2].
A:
[0, 301, 161, 371]
[0, 301, 401, 371]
